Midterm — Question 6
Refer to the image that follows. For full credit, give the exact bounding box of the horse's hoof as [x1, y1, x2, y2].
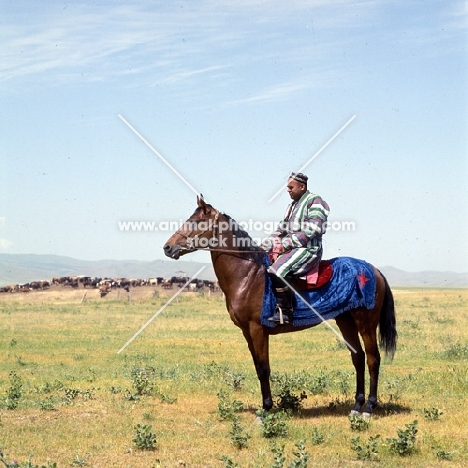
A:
[349, 410, 361, 417]
[253, 416, 264, 425]
[361, 412, 372, 420]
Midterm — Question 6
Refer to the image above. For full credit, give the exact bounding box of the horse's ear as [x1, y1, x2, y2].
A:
[197, 194, 207, 213]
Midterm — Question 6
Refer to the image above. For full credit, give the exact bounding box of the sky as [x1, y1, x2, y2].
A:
[1, 0, 467, 273]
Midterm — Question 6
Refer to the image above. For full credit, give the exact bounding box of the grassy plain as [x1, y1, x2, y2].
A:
[0, 286, 467, 467]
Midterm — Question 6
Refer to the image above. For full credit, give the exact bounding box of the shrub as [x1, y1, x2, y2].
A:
[269, 441, 310, 468]
[310, 426, 325, 445]
[442, 341, 468, 360]
[276, 389, 307, 413]
[223, 370, 245, 391]
[38, 396, 56, 411]
[270, 444, 286, 468]
[219, 455, 239, 468]
[387, 420, 418, 456]
[348, 414, 370, 432]
[289, 440, 309, 468]
[350, 435, 380, 460]
[423, 407, 443, 421]
[271, 372, 308, 412]
[4, 372, 23, 410]
[435, 449, 453, 461]
[130, 366, 155, 396]
[229, 416, 251, 449]
[0, 450, 57, 468]
[132, 424, 157, 451]
[217, 390, 243, 421]
[258, 410, 289, 439]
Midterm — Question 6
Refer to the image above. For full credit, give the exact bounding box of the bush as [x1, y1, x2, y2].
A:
[4, 372, 23, 410]
[310, 426, 325, 445]
[423, 407, 443, 421]
[229, 416, 251, 449]
[258, 410, 289, 439]
[132, 424, 157, 450]
[442, 341, 468, 360]
[387, 420, 418, 456]
[217, 390, 243, 421]
[350, 435, 380, 460]
[289, 440, 309, 468]
[0, 450, 57, 468]
[348, 414, 370, 432]
[130, 366, 155, 396]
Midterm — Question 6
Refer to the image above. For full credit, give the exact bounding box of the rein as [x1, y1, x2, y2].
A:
[177, 210, 266, 257]
[197, 247, 266, 254]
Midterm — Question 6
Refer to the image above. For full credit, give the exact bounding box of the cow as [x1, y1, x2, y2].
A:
[99, 284, 111, 298]
[161, 279, 173, 290]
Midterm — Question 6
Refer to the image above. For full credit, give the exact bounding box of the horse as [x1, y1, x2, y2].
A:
[163, 196, 397, 418]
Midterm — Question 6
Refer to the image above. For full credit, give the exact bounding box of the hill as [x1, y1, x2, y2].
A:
[378, 265, 468, 288]
[0, 253, 216, 286]
[0, 254, 466, 288]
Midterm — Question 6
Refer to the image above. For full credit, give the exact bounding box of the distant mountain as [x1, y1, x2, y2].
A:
[378, 266, 468, 288]
[0, 254, 466, 288]
[0, 253, 216, 286]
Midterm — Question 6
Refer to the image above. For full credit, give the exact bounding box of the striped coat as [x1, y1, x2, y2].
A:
[266, 190, 330, 278]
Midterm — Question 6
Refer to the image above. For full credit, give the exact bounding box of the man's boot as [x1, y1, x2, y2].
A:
[268, 285, 294, 325]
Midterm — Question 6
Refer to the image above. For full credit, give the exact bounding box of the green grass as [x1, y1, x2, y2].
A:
[0, 288, 467, 467]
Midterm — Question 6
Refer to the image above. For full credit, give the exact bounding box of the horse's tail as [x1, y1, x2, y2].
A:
[378, 271, 397, 360]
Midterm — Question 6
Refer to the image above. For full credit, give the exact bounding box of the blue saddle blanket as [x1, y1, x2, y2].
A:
[261, 256, 376, 328]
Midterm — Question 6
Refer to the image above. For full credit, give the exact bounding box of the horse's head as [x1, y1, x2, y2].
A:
[163, 195, 220, 259]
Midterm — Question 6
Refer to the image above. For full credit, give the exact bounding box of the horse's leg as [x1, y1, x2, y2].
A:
[353, 271, 386, 418]
[241, 322, 273, 412]
[351, 309, 381, 418]
[335, 312, 366, 415]
[358, 324, 380, 418]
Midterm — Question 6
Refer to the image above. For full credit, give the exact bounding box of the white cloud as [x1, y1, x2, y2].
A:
[0, 1, 388, 86]
[156, 65, 230, 85]
[226, 80, 314, 105]
[1, 0, 464, 98]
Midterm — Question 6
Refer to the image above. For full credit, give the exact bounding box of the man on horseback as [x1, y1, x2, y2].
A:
[263, 172, 330, 324]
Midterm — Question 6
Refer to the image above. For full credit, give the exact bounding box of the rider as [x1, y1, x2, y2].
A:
[263, 172, 330, 324]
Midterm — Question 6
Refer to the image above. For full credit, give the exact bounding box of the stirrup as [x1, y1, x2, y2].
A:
[267, 306, 290, 325]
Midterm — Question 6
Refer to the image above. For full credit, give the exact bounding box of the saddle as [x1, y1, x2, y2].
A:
[293, 260, 333, 290]
[268, 245, 333, 291]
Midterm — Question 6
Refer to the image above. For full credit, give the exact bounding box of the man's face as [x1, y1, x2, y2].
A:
[287, 178, 306, 201]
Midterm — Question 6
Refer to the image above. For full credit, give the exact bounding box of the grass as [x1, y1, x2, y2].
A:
[0, 287, 467, 467]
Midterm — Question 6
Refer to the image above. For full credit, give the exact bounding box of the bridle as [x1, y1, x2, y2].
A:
[175, 210, 265, 256]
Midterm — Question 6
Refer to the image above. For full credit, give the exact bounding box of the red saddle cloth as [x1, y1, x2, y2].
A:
[293, 260, 333, 290]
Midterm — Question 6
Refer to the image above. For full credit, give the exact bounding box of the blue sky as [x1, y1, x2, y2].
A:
[1, 0, 467, 273]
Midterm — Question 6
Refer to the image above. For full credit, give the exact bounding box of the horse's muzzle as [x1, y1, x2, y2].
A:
[163, 243, 181, 259]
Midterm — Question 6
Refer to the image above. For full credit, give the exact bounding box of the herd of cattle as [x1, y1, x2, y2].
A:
[0, 275, 220, 298]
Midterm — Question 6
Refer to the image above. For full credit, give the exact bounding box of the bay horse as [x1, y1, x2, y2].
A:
[163, 196, 397, 418]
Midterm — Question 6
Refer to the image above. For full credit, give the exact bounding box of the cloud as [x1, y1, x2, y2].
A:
[1, 0, 464, 92]
[226, 80, 314, 106]
[155, 65, 230, 85]
[0, 1, 382, 86]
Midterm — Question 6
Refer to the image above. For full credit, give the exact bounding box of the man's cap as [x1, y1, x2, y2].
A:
[289, 172, 308, 184]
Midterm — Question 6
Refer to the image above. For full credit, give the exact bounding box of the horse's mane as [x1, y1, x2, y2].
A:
[221, 213, 265, 265]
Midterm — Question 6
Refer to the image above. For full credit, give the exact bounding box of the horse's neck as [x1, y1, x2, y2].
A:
[210, 251, 263, 299]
